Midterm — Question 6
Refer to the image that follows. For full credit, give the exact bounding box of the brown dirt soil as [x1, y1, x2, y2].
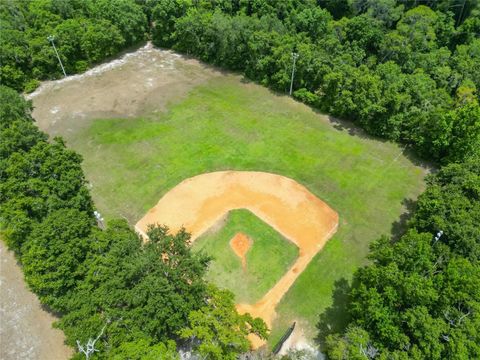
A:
[0, 241, 72, 360]
[135, 171, 339, 348]
[27, 42, 220, 139]
[230, 232, 252, 270]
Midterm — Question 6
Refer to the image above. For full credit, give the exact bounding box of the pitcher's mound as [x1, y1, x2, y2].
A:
[230, 232, 252, 270]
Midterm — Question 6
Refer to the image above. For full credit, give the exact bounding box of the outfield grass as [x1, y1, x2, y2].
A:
[64, 75, 426, 343]
[193, 209, 299, 304]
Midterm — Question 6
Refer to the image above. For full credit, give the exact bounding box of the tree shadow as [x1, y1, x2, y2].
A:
[390, 198, 418, 242]
[315, 278, 352, 348]
[326, 115, 381, 142]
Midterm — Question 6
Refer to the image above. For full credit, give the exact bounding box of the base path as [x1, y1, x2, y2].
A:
[135, 171, 338, 347]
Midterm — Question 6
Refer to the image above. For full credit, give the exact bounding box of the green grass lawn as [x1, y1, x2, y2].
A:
[193, 209, 299, 304]
[63, 75, 426, 344]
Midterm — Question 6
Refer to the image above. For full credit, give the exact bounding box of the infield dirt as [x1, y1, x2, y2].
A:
[135, 171, 339, 347]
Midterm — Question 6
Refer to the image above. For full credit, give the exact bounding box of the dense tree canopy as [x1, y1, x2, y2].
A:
[0, 0, 147, 92]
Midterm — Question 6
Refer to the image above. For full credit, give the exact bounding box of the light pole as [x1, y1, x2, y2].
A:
[94, 210, 105, 229]
[47, 35, 67, 77]
[289, 52, 299, 96]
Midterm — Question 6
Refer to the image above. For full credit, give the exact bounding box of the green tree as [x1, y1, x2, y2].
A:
[81, 19, 125, 64]
[1, 138, 93, 253]
[180, 285, 268, 360]
[22, 208, 94, 310]
[411, 156, 480, 260]
[88, 0, 147, 46]
[110, 339, 179, 360]
[151, 0, 192, 47]
[325, 158, 480, 359]
[58, 222, 211, 352]
[352, 0, 404, 27]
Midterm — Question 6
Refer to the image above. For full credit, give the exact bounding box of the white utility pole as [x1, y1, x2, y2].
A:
[289, 52, 299, 96]
[47, 35, 67, 77]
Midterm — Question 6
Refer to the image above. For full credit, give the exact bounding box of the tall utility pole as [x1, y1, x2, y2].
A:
[47, 35, 67, 77]
[289, 52, 299, 96]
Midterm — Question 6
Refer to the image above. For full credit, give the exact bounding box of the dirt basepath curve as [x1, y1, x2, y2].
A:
[135, 171, 338, 347]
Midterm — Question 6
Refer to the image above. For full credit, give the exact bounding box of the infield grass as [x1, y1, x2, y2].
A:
[193, 209, 299, 304]
[57, 75, 426, 344]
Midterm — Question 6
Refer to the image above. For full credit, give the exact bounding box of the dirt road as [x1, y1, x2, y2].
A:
[0, 241, 72, 360]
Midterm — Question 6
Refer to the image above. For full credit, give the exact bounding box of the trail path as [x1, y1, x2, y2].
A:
[0, 241, 72, 360]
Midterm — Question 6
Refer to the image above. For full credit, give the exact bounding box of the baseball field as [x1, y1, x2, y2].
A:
[30, 44, 427, 346]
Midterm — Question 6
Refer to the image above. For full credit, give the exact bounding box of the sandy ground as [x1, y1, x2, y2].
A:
[230, 232, 252, 271]
[28, 42, 220, 138]
[0, 241, 72, 360]
[135, 171, 339, 348]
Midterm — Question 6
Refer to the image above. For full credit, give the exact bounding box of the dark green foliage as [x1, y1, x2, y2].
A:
[109, 339, 179, 359]
[0, 86, 46, 158]
[2, 1, 480, 358]
[0, 86, 93, 253]
[0, 85, 33, 124]
[411, 156, 480, 260]
[57, 221, 211, 355]
[325, 157, 480, 359]
[151, 0, 191, 48]
[22, 208, 94, 310]
[0, 138, 94, 252]
[88, 0, 147, 46]
[0, 0, 147, 92]
[180, 285, 268, 360]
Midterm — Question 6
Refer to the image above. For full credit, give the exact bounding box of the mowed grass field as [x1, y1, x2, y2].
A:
[193, 209, 299, 304]
[60, 75, 426, 344]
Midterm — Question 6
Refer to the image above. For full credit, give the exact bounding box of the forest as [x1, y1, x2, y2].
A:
[1, 0, 479, 359]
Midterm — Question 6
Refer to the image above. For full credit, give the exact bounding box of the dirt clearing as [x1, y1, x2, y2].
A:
[135, 171, 338, 347]
[0, 241, 72, 360]
[28, 42, 220, 139]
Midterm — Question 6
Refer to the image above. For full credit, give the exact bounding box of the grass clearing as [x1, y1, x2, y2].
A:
[193, 209, 299, 304]
[35, 70, 426, 344]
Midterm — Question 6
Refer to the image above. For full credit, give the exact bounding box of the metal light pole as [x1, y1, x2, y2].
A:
[94, 210, 105, 229]
[289, 52, 299, 96]
[47, 35, 67, 77]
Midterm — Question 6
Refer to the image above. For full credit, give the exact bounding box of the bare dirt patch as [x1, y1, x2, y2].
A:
[135, 171, 338, 348]
[0, 241, 72, 360]
[28, 42, 220, 140]
[230, 232, 252, 271]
